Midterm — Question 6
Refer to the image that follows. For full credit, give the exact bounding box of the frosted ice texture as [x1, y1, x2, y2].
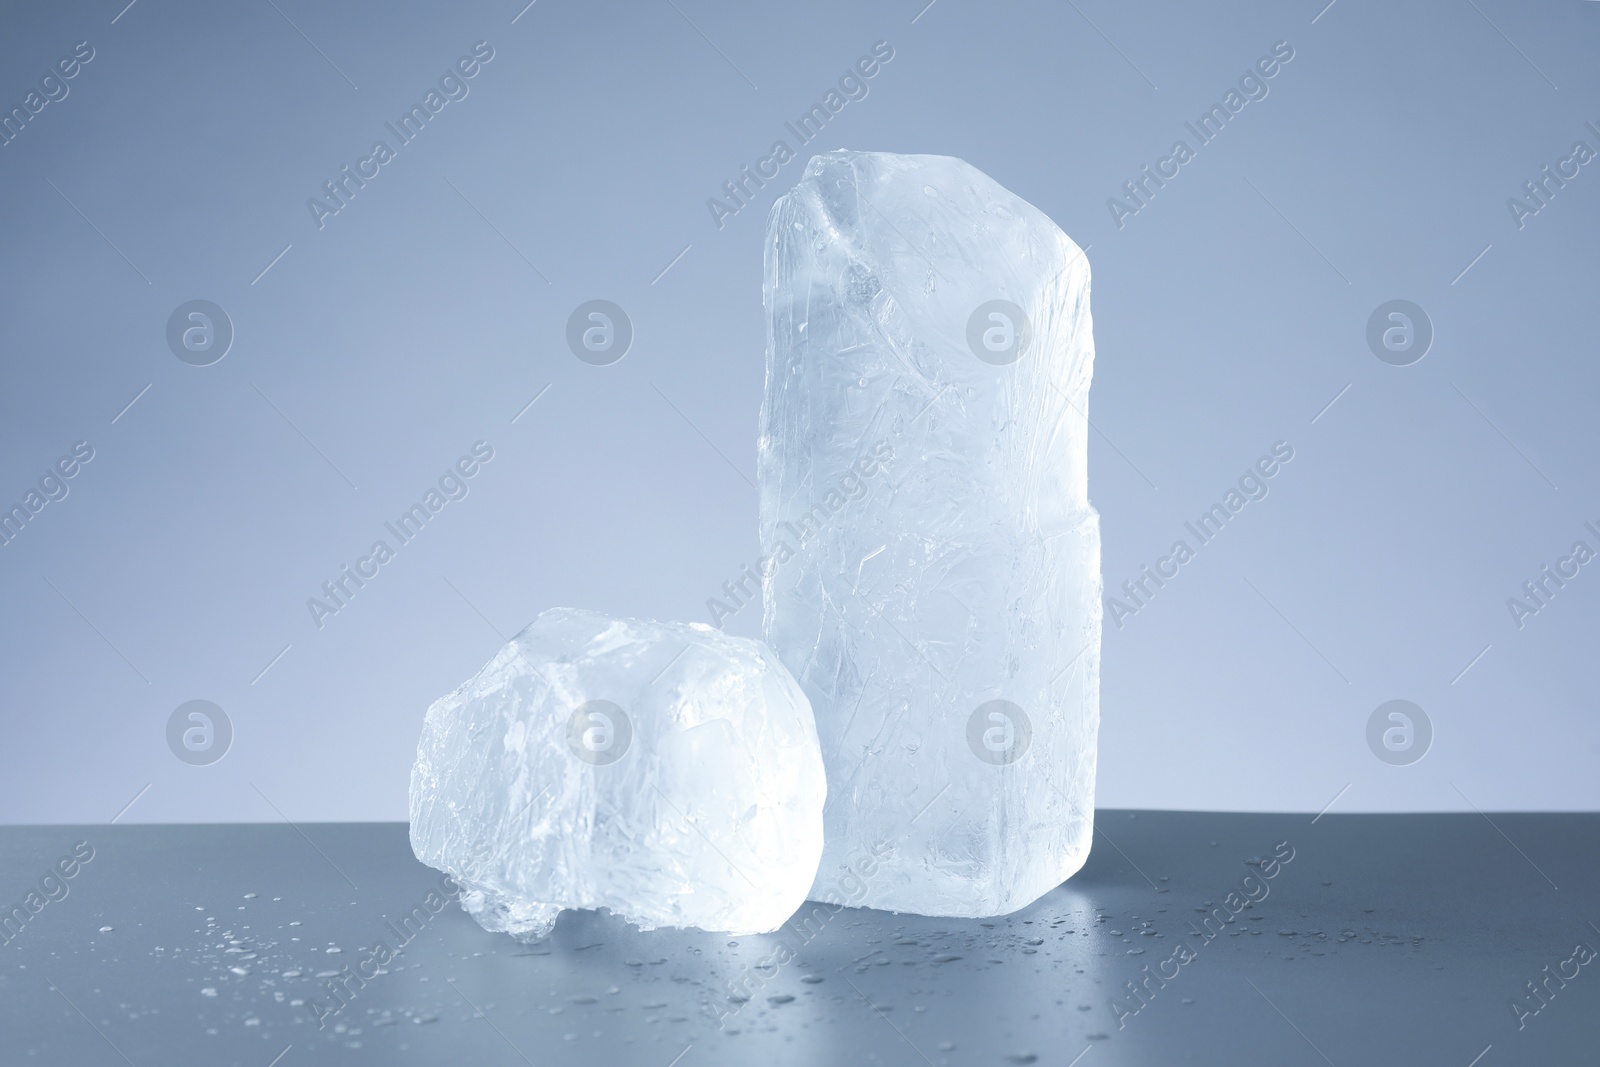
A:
[409, 608, 826, 940]
[760, 151, 1100, 917]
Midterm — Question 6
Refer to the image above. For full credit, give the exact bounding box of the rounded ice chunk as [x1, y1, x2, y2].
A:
[409, 607, 825, 940]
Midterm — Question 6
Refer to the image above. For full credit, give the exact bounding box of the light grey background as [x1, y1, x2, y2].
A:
[1, 0, 1595, 824]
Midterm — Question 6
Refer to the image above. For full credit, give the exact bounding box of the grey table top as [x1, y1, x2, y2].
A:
[2, 812, 1596, 1066]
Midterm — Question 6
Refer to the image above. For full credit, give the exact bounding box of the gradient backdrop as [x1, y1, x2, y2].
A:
[1, 0, 1596, 824]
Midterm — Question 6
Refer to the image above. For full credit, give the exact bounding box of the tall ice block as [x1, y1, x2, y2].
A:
[759, 151, 1100, 916]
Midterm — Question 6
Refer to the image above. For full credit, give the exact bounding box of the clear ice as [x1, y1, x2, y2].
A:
[759, 151, 1101, 917]
[409, 607, 826, 940]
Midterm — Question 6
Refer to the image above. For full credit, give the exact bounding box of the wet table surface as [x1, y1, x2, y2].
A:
[2, 812, 1597, 1066]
